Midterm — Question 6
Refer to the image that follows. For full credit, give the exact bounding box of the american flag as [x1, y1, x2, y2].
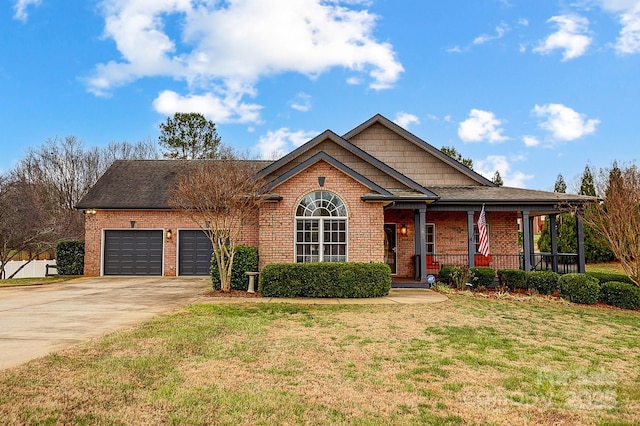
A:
[478, 205, 490, 257]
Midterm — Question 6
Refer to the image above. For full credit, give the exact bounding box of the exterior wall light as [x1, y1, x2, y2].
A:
[85, 209, 97, 215]
[166, 229, 172, 239]
[400, 224, 407, 235]
[318, 176, 326, 187]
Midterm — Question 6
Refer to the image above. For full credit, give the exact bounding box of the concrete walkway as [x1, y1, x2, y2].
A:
[0, 278, 446, 370]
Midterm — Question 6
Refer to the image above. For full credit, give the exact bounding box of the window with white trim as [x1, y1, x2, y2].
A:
[295, 191, 347, 262]
[473, 224, 490, 254]
[425, 223, 435, 255]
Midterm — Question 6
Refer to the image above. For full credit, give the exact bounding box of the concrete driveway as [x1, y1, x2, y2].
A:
[0, 276, 210, 370]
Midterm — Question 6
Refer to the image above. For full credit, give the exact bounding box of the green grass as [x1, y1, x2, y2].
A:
[0, 297, 638, 425]
[0, 275, 77, 287]
[586, 261, 626, 274]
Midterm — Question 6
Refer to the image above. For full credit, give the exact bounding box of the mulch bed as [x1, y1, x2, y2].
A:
[204, 289, 262, 298]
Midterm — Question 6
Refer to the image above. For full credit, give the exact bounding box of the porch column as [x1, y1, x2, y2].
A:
[417, 206, 427, 283]
[522, 210, 532, 271]
[528, 216, 536, 255]
[467, 210, 475, 268]
[576, 211, 586, 273]
[549, 214, 558, 273]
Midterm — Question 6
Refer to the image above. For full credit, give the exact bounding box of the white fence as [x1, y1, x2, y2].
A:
[2, 259, 56, 279]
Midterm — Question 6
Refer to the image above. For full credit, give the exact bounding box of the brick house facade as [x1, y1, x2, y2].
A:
[77, 114, 594, 281]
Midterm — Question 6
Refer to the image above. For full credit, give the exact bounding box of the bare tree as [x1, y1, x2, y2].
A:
[99, 138, 158, 173]
[169, 150, 267, 292]
[580, 163, 640, 285]
[0, 173, 58, 278]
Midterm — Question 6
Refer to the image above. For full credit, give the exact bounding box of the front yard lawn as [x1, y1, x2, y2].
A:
[0, 276, 76, 288]
[0, 295, 638, 425]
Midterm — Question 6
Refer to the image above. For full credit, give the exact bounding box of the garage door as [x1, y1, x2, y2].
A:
[103, 230, 163, 275]
[179, 230, 213, 276]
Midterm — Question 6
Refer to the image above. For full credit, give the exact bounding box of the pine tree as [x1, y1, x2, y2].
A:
[492, 171, 504, 186]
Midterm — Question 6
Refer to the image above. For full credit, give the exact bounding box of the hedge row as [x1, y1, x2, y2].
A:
[599, 281, 640, 310]
[259, 262, 391, 298]
[558, 273, 600, 304]
[211, 245, 258, 290]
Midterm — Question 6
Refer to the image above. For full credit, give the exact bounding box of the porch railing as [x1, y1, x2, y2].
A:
[423, 253, 579, 275]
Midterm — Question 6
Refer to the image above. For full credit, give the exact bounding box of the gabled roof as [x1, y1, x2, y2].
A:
[258, 129, 438, 198]
[265, 152, 439, 202]
[342, 114, 495, 187]
[267, 151, 392, 196]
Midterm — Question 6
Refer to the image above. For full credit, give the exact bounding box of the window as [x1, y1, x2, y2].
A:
[295, 191, 347, 262]
[473, 224, 489, 254]
[425, 223, 435, 254]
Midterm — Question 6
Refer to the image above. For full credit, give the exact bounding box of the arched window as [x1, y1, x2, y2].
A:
[295, 191, 347, 262]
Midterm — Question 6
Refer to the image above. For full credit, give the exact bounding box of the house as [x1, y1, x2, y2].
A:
[76, 114, 595, 282]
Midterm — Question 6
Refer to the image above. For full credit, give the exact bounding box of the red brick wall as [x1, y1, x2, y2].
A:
[258, 160, 385, 269]
[83, 209, 258, 276]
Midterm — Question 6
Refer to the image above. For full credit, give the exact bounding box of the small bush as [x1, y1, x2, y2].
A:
[599, 281, 640, 310]
[526, 271, 560, 295]
[497, 269, 527, 291]
[438, 265, 458, 285]
[55, 240, 84, 275]
[469, 267, 496, 288]
[586, 271, 635, 286]
[259, 262, 391, 298]
[558, 273, 600, 305]
[211, 245, 258, 290]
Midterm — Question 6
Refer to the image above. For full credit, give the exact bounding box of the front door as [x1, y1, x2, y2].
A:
[384, 224, 397, 274]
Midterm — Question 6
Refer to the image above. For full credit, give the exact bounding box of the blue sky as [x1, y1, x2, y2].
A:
[2, 0, 639, 191]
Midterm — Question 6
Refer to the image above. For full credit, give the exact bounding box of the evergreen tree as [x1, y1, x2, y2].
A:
[440, 146, 473, 169]
[579, 165, 597, 196]
[492, 170, 504, 186]
[158, 112, 221, 159]
[554, 174, 567, 193]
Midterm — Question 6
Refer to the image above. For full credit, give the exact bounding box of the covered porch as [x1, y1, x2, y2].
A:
[383, 201, 586, 284]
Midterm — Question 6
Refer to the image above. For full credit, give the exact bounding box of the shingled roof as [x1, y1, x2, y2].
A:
[76, 159, 273, 210]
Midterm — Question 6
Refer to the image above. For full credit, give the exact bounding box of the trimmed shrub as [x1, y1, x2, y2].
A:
[438, 265, 458, 285]
[526, 271, 560, 295]
[497, 269, 527, 291]
[469, 267, 496, 288]
[586, 271, 635, 286]
[599, 281, 640, 310]
[55, 240, 84, 275]
[259, 262, 391, 298]
[211, 245, 258, 290]
[558, 273, 600, 305]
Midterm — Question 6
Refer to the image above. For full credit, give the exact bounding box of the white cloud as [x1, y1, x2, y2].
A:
[473, 23, 509, 45]
[254, 128, 320, 159]
[289, 93, 312, 112]
[446, 45, 463, 53]
[522, 135, 540, 147]
[13, 0, 40, 22]
[533, 15, 592, 61]
[476, 155, 533, 188]
[87, 0, 403, 122]
[458, 109, 508, 143]
[153, 90, 262, 124]
[598, 0, 640, 54]
[533, 103, 600, 141]
[393, 112, 420, 129]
